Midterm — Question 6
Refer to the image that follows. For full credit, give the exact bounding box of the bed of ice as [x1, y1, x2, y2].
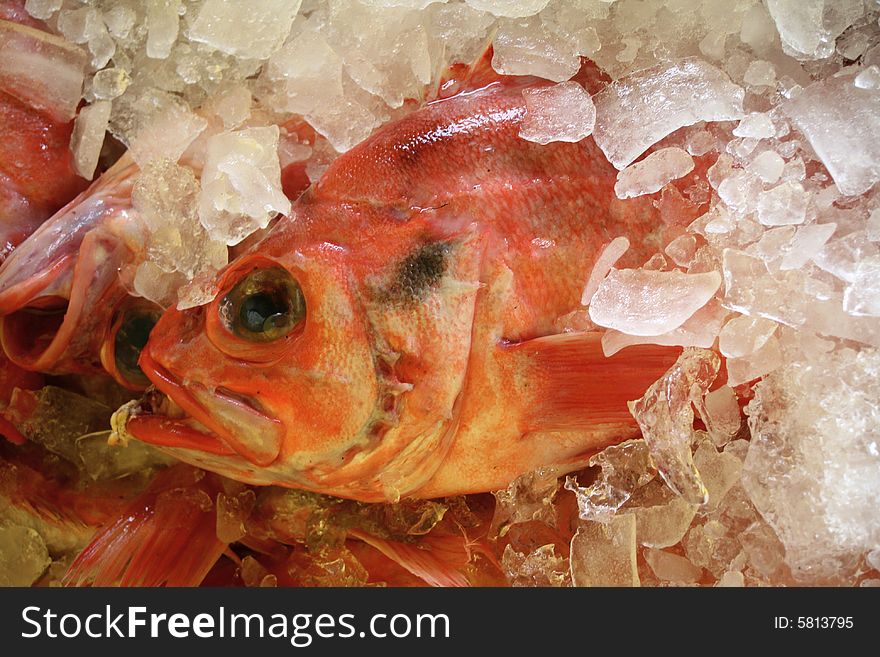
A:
[9, 0, 880, 586]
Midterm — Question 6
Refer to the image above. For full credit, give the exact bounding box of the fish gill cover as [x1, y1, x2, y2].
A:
[0, 0, 877, 587]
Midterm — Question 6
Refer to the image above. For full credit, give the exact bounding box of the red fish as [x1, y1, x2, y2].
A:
[126, 58, 683, 502]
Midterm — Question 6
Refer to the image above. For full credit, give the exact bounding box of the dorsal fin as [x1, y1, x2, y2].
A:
[431, 45, 511, 101]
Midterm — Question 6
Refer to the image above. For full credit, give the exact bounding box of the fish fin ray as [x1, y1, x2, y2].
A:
[63, 465, 227, 587]
[348, 529, 470, 588]
[501, 332, 681, 432]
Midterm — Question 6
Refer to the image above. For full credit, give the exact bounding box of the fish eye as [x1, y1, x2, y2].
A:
[221, 267, 305, 342]
[114, 307, 160, 385]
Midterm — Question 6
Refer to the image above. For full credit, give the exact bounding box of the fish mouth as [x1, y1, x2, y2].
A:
[127, 350, 286, 467]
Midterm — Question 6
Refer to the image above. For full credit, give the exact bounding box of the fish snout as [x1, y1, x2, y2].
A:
[134, 341, 286, 467]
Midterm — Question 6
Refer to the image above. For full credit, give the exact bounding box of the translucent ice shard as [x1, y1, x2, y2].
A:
[502, 543, 570, 587]
[564, 440, 655, 523]
[569, 515, 639, 587]
[783, 71, 880, 196]
[70, 100, 111, 180]
[518, 82, 595, 145]
[589, 269, 721, 336]
[643, 548, 703, 584]
[188, 0, 302, 60]
[199, 126, 291, 246]
[765, 0, 864, 60]
[581, 236, 629, 305]
[614, 147, 695, 199]
[628, 349, 719, 505]
[593, 59, 744, 169]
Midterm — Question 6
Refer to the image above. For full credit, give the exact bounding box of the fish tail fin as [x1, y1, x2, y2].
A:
[63, 465, 227, 587]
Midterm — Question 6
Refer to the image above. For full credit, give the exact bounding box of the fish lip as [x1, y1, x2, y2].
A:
[133, 349, 284, 466]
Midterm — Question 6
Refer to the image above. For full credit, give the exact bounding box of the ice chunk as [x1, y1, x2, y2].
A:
[569, 515, 639, 587]
[0, 526, 50, 586]
[779, 223, 836, 270]
[518, 82, 595, 145]
[600, 300, 728, 356]
[70, 100, 111, 180]
[739, 521, 785, 578]
[843, 258, 880, 317]
[718, 315, 777, 358]
[491, 466, 560, 535]
[56, 6, 103, 44]
[76, 430, 174, 480]
[188, 0, 301, 60]
[201, 84, 252, 130]
[589, 269, 721, 336]
[581, 236, 629, 305]
[466, 0, 548, 18]
[765, 0, 864, 60]
[24, 0, 62, 20]
[629, 480, 697, 549]
[743, 349, 880, 582]
[502, 544, 570, 587]
[614, 147, 695, 199]
[867, 210, 880, 242]
[717, 170, 762, 215]
[756, 181, 807, 226]
[4, 386, 111, 464]
[127, 92, 208, 166]
[146, 0, 180, 60]
[133, 261, 186, 309]
[0, 19, 87, 123]
[593, 59, 744, 169]
[216, 490, 256, 544]
[743, 60, 776, 87]
[693, 440, 742, 511]
[783, 72, 880, 196]
[262, 24, 387, 152]
[103, 5, 136, 39]
[628, 349, 719, 504]
[726, 334, 783, 387]
[492, 15, 580, 82]
[643, 548, 702, 584]
[686, 129, 716, 157]
[716, 570, 744, 587]
[91, 67, 131, 101]
[564, 440, 654, 523]
[199, 126, 291, 245]
[855, 66, 880, 91]
[733, 113, 775, 139]
[812, 230, 878, 284]
[721, 249, 809, 326]
[698, 386, 742, 446]
[664, 234, 698, 268]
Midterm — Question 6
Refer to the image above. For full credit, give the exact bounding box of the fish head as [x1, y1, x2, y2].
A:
[0, 158, 158, 389]
[129, 201, 485, 501]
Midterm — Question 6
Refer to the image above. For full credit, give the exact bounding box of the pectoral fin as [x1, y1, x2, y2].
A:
[500, 332, 681, 433]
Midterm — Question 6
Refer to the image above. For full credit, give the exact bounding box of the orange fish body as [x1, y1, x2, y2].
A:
[131, 68, 682, 502]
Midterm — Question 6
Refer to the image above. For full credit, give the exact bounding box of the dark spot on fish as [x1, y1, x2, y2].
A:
[380, 242, 450, 306]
